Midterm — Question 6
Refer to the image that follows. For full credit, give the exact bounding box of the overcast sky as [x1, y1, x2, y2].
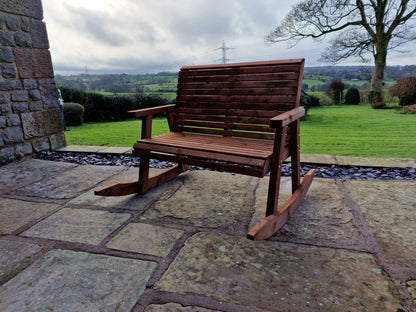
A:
[42, 0, 416, 75]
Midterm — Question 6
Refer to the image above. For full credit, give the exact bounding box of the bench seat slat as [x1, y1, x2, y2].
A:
[134, 132, 274, 158]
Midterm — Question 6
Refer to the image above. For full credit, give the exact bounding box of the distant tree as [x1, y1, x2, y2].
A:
[327, 79, 345, 104]
[345, 87, 361, 104]
[266, 0, 416, 92]
[388, 75, 416, 105]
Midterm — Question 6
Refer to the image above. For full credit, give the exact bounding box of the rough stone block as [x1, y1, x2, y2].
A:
[0, 0, 43, 19]
[13, 48, 54, 79]
[28, 89, 41, 100]
[1, 126, 23, 144]
[32, 137, 49, 152]
[1, 64, 16, 78]
[0, 147, 14, 164]
[0, 93, 9, 104]
[30, 20, 48, 49]
[0, 47, 14, 63]
[22, 79, 37, 89]
[6, 114, 20, 126]
[14, 31, 32, 47]
[15, 142, 32, 157]
[20, 17, 30, 32]
[0, 79, 22, 91]
[21, 111, 44, 138]
[11, 90, 28, 102]
[12, 102, 28, 113]
[28, 100, 42, 111]
[43, 109, 63, 134]
[4, 15, 19, 31]
[21, 111, 62, 138]
[0, 116, 6, 128]
[0, 30, 15, 46]
[0, 104, 12, 115]
[38, 79, 59, 107]
[49, 132, 66, 150]
[0, 250, 156, 312]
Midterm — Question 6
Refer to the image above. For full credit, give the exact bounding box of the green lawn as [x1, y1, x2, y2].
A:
[65, 104, 416, 159]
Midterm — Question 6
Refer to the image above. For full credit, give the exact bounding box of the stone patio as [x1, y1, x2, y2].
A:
[0, 155, 415, 311]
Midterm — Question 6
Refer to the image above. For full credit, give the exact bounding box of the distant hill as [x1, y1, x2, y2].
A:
[55, 65, 416, 97]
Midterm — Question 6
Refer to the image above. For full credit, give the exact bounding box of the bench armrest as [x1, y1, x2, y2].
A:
[128, 104, 176, 118]
[270, 107, 305, 128]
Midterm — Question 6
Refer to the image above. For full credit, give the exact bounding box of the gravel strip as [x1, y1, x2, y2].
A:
[34, 151, 416, 180]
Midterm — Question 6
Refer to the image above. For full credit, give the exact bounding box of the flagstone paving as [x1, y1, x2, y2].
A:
[0, 158, 414, 312]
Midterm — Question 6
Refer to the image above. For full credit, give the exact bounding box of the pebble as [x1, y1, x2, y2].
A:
[34, 151, 416, 180]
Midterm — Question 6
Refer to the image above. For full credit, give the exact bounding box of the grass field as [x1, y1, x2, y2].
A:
[64, 104, 416, 159]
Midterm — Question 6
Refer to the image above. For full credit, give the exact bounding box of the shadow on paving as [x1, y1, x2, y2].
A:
[0, 158, 415, 312]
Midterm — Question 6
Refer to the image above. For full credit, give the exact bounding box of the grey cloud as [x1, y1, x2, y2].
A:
[66, 6, 132, 46]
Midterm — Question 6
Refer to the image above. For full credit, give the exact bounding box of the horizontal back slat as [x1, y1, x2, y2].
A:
[174, 59, 304, 140]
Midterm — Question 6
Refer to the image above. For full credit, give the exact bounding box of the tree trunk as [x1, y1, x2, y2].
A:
[371, 46, 387, 92]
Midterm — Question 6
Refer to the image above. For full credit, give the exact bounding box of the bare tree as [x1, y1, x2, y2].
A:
[267, 0, 416, 91]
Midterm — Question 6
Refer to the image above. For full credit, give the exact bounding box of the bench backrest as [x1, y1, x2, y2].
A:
[172, 59, 305, 141]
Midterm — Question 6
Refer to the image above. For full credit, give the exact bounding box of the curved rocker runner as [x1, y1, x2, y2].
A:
[95, 59, 315, 240]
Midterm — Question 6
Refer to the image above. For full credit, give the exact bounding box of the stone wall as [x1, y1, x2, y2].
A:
[0, 0, 65, 165]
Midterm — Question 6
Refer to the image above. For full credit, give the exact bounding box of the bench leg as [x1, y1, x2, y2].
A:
[138, 156, 150, 194]
[265, 127, 286, 216]
[94, 162, 187, 197]
[247, 169, 315, 240]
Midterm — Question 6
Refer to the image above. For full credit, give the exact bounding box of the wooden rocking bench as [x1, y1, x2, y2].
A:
[95, 59, 315, 240]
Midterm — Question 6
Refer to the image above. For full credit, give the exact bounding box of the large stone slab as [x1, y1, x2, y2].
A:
[21, 208, 130, 245]
[156, 232, 402, 312]
[106, 223, 184, 257]
[11, 164, 126, 199]
[141, 171, 252, 231]
[0, 249, 156, 312]
[56, 145, 109, 153]
[0, 159, 76, 194]
[0, 197, 59, 235]
[0, 239, 42, 285]
[335, 155, 416, 168]
[69, 168, 165, 210]
[250, 177, 361, 244]
[343, 180, 416, 268]
[144, 303, 222, 312]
